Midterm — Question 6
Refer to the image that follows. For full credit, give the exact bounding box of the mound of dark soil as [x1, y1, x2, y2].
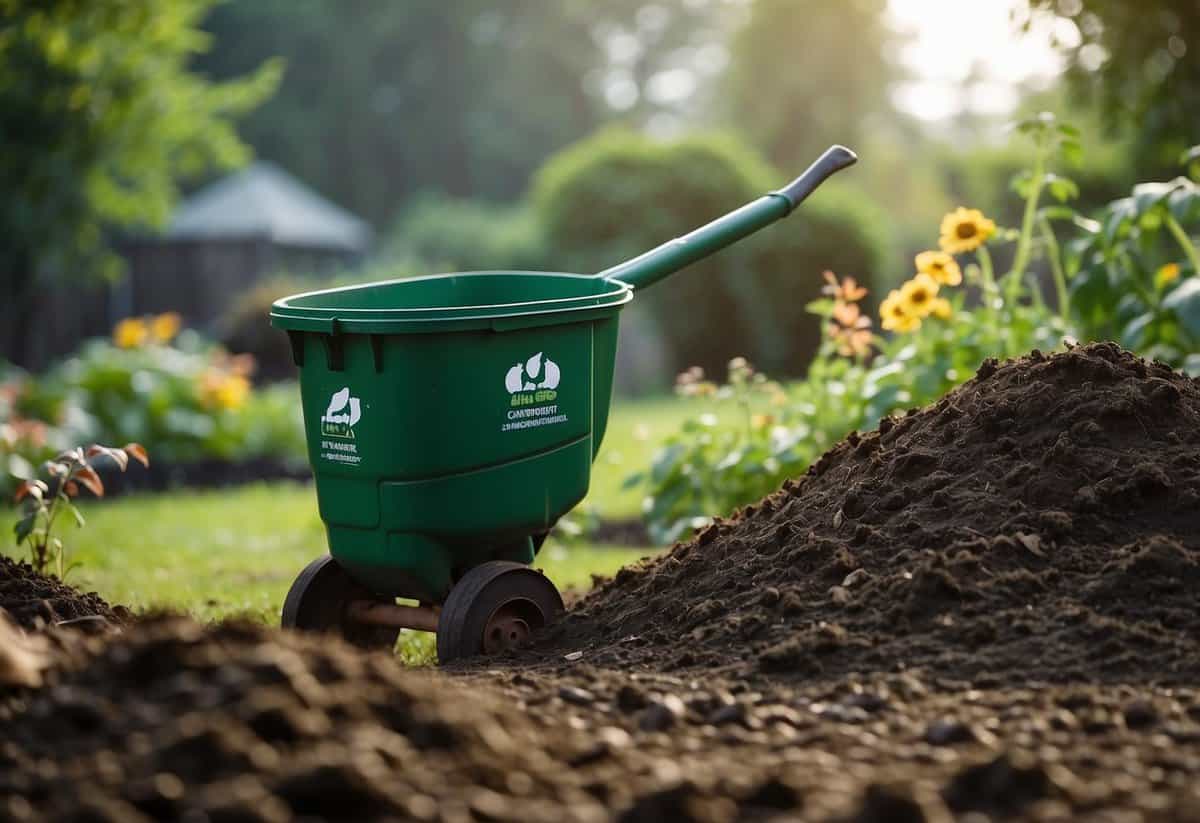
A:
[0, 615, 819, 823]
[8, 616, 1198, 823]
[536, 343, 1200, 686]
[0, 556, 125, 630]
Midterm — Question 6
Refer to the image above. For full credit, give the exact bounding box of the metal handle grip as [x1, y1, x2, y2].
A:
[596, 144, 859, 290]
[771, 145, 858, 213]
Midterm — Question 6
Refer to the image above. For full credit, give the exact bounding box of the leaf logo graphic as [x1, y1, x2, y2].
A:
[504, 352, 561, 393]
[321, 387, 362, 436]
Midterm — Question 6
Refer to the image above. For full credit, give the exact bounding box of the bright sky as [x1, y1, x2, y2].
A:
[888, 0, 1071, 121]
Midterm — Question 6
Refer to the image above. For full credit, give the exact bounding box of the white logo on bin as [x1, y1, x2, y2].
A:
[321, 387, 361, 439]
[502, 352, 568, 432]
[505, 351, 560, 394]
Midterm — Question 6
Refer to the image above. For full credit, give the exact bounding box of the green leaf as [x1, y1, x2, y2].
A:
[1038, 205, 1077, 222]
[1119, 313, 1154, 350]
[1061, 139, 1083, 166]
[620, 472, 644, 491]
[1046, 174, 1079, 203]
[1182, 352, 1200, 377]
[14, 514, 35, 544]
[1103, 198, 1137, 245]
[1132, 180, 1184, 216]
[1162, 278, 1200, 339]
[649, 443, 687, 484]
[1168, 183, 1200, 223]
[65, 502, 86, 528]
[804, 298, 835, 317]
[1010, 170, 1035, 198]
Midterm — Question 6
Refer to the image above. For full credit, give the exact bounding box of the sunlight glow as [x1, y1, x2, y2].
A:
[888, 0, 1068, 121]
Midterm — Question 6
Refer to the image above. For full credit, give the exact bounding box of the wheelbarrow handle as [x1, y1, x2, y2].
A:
[596, 145, 857, 291]
[772, 145, 858, 213]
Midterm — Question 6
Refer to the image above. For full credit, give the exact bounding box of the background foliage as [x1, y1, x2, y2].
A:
[1025, 0, 1198, 170]
[0, 0, 279, 364]
[533, 129, 892, 376]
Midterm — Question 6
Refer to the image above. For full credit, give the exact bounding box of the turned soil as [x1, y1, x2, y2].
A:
[0, 556, 125, 630]
[533, 342, 1200, 686]
[3, 343, 1200, 822]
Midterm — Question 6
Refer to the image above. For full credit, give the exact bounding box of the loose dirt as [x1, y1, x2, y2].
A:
[0, 556, 125, 630]
[3, 343, 1199, 822]
[534, 342, 1200, 686]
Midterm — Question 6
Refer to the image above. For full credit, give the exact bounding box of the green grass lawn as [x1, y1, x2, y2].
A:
[0, 394, 689, 632]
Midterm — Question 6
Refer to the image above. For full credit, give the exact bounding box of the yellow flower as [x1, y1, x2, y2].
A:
[939, 207, 996, 254]
[199, 372, 251, 410]
[880, 290, 921, 333]
[150, 312, 182, 343]
[915, 251, 962, 286]
[930, 297, 953, 320]
[750, 413, 775, 429]
[216, 376, 250, 410]
[899, 273, 940, 317]
[113, 317, 148, 349]
[1156, 262, 1182, 289]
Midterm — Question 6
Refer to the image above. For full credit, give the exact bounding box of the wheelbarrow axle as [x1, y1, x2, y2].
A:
[346, 600, 440, 633]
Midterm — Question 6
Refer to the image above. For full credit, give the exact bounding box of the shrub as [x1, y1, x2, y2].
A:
[1064, 155, 1200, 372]
[532, 129, 892, 377]
[388, 194, 548, 274]
[17, 321, 305, 467]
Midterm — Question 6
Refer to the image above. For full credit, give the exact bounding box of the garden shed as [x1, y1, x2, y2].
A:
[7, 163, 372, 370]
[115, 162, 371, 327]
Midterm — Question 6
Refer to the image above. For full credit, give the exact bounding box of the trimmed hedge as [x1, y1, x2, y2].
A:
[532, 129, 892, 377]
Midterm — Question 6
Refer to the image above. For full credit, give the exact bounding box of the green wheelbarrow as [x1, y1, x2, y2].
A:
[271, 145, 856, 661]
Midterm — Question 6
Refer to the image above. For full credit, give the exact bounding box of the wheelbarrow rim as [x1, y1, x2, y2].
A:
[270, 270, 633, 334]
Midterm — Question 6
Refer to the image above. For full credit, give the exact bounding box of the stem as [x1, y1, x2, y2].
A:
[1039, 213, 1070, 322]
[978, 245, 998, 304]
[977, 245, 1002, 350]
[1165, 212, 1200, 274]
[1008, 141, 1047, 304]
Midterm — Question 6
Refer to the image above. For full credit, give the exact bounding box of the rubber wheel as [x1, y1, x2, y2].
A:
[436, 561, 563, 663]
[281, 555, 400, 651]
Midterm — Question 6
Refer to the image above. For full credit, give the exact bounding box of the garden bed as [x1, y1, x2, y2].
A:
[3, 344, 1198, 821]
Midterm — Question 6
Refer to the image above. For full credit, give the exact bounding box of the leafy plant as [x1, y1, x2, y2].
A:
[13, 444, 148, 577]
[13, 322, 306, 468]
[632, 115, 1076, 544]
[1063, 151, 1200, 371]
[0, 0, 280, 364]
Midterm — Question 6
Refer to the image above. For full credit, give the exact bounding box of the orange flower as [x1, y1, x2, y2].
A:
[822, 271, 868, 302]
[828, 298, 873, 357]
[832, 300, 864, 328]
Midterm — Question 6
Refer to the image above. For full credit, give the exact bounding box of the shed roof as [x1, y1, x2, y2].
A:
[167, 162, 370, 252]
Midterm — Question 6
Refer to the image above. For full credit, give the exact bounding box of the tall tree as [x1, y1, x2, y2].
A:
[0, 0, 278, 365]
[1024, 0, 1199, 169]
[721, 0, 897, 173]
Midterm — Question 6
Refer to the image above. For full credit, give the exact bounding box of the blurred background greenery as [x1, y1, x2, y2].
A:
[4, 0, 1195, 382]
